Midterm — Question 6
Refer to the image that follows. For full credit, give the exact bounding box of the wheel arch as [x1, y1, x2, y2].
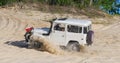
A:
[67, 40, 80, 52]
[68, 40, 79, 44]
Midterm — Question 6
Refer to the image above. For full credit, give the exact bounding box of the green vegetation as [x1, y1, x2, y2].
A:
[1, 0, 117, 16]
[0, 0, 115, 9]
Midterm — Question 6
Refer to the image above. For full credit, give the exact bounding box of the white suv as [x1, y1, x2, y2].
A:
[24, 18, 94, 51]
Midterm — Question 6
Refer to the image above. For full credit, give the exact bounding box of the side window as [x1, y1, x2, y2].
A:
[88, 26, 89, 32]
[84, 27, 87, 34]
[79, 27, 82, 33]
[88, 25, 91, 31]
[67, 25, 82, 33]
[54, 23, 65, 31]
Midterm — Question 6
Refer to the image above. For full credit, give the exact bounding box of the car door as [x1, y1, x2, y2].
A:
[50, 23, 66, 45]
[66, 25, 85, 45]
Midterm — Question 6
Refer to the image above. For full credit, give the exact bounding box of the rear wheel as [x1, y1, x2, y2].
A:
[67, 42, 80, 52]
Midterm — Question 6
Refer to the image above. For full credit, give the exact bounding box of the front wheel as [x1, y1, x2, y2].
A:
[24, 32, 32, 42]
[67, 42, 80, 52]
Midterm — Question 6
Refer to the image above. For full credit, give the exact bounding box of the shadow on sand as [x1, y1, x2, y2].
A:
[5, 40, 28, 48]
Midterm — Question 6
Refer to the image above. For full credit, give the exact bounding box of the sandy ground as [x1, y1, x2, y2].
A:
[0, 8, 120, 63]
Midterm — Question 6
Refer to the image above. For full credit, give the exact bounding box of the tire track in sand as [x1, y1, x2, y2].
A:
[0, 13, 15, 34]
[0, 12, 27, 36]
[0, 16, 9, 31]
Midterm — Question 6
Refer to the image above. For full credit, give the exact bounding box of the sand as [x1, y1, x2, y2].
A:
[0, 8, 120, 63]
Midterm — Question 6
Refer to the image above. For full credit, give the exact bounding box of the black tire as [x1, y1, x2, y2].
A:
[86, 30, 94, 46]
[67, 42, 80, 52]
[24, 32, 32, 42]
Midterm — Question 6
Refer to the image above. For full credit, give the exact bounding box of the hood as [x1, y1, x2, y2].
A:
[33, 28, 50, 34]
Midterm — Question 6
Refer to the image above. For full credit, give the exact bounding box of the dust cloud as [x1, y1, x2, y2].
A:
[30, 35, 65, 55]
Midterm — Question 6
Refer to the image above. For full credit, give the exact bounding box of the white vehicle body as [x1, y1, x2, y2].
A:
[32, 18, 92, 46]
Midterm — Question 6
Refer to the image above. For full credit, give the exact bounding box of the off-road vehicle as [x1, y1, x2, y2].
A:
[24, 18, 94, 51]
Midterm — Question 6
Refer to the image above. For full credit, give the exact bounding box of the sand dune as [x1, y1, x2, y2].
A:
[0, 8, 120, 63]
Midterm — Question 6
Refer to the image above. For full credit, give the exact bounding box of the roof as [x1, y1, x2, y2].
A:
[54, 18, 92, 26]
